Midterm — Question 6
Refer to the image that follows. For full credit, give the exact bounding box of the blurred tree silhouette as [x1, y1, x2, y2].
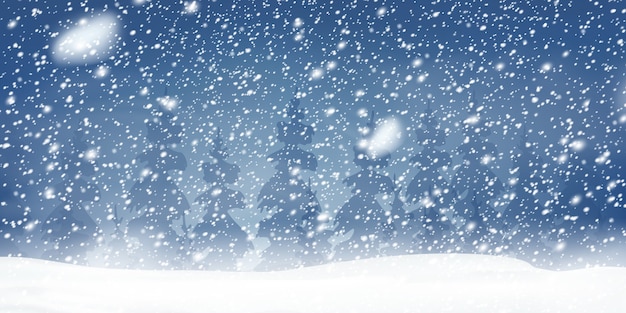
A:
[126, 96, 189, 269]
[191, 129, 253, 270]
[406, 101, 455, 253]
[333, 112, 394, 261]
[256, 93, 331, 270]
[41, 130, 99, 264]
[452, 94, 506, 253]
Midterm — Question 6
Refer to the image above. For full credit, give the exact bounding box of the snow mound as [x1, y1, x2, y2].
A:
[1, 254, 624, 313]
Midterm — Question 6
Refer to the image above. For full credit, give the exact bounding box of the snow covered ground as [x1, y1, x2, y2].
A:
[1, 254, 624, 313]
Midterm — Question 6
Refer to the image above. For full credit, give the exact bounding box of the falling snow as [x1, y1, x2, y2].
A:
[1, 0, 626, 284]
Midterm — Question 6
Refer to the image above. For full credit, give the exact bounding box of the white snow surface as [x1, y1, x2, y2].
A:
[1, 254, 624, 313]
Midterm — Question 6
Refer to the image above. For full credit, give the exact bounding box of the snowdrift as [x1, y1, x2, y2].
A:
[1, 254, 624, 313]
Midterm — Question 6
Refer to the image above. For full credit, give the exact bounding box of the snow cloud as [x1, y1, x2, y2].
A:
[52, 14, 120, 65]
[157, 96, 179, 111]
[358, 116, 403, 158]
[183, 1, 200, 14]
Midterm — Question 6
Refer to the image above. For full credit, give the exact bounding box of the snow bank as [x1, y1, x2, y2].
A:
[1, 254, 624, 313]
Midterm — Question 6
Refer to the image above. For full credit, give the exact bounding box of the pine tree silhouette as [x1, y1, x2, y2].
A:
[126, 95, 189, 268]
[102, 204, 129, 268]
[601, 150, 626, 244]
[297, 177, 333, 265]
[0, 115, 33, 257]
[191, 129, 253, 270]
[333, 111, 395, 261]
[597, 149, 626, 265]
[41, 130, 100, 264]
[552, 142, 605, 260]
[0, 185, 27, 256]
[256, 93, 330, 270]
[0, 142, 30, 257]
[405, 101, 454, 253]
[503, 126, 554, 263]
[382, 175, 416, 255]
[452, 94, 505, 253]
